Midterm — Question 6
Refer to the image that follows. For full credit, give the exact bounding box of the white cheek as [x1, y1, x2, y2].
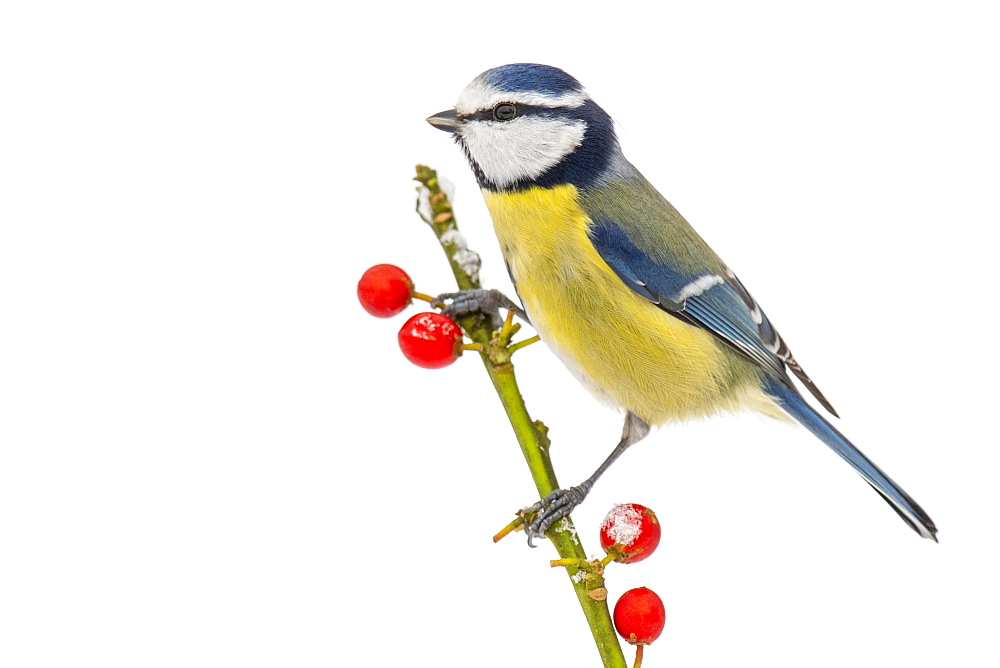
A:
[461, 116, 587, 188]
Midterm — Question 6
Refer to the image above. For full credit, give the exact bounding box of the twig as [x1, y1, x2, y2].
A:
[413, 165, 626, 668]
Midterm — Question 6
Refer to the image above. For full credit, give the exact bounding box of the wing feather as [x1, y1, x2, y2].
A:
[587, 209, 837, 416]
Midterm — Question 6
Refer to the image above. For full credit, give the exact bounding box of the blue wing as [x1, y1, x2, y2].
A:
[587, 212, 838, 416]
[585, 199, 939, 540]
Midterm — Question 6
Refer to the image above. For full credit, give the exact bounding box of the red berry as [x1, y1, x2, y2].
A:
[613, 587, 665, 645]
[599, 503, 661, 564]
[358, 264, 414, 317]
[397, 312, 464, 369]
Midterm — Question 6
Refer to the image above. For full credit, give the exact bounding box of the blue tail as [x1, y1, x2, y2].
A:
[763, 377, 937, 541]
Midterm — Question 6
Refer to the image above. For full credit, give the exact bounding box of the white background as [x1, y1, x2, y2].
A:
[2, 2, 998, 666]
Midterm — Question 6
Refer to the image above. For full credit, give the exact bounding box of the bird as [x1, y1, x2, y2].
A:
[426, 63, 936, 543]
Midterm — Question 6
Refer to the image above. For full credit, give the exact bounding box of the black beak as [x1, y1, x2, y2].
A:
[426, 108, 462, 133]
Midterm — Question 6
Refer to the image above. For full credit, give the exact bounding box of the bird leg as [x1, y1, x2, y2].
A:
[432, 289, 528, 330]
[521, 412, 651, 545]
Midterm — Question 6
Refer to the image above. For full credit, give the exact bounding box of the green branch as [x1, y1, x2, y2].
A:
[414, 165, 626, 668]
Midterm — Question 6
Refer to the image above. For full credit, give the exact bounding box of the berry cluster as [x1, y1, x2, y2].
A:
[357, 263, 464, 368]
[546, 503, 666, 665]
[600, 503, 666, 660]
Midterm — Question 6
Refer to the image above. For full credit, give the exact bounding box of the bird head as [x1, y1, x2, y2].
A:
[427, 63, 620, 192]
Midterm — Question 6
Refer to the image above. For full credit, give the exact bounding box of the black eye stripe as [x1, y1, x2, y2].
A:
[462, 103, 577, 122]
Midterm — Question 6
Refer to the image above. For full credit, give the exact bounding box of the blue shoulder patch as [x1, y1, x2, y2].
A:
[587, 216, 694, 306]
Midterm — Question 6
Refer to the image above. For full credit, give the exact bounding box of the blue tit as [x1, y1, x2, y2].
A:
[426, 63, 936, 542]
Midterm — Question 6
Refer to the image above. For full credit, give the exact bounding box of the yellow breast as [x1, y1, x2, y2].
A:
[483, 184, 766, 425]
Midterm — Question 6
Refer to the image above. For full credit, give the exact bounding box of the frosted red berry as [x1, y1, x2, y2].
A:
[613, 587, 665, 645]
[599, 503, 661, 564]
[357, 264, 413, 317]
[397, 312, 464, 369]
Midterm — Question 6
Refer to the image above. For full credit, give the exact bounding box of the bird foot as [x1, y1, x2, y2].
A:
[519, 483, 591, 547]
[432, 289, 525, 330]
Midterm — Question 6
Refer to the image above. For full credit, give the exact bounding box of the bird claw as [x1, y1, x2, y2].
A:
[520, 484, 590, 547]
[432, 289, 523, 330]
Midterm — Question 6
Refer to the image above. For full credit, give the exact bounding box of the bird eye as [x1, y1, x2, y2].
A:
[492, 103, 517, 121]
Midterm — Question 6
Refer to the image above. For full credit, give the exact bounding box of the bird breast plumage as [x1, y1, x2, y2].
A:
[482, 184, 775, 425]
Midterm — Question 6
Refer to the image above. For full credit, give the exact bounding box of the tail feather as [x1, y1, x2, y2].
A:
[763, 377, 938, 541]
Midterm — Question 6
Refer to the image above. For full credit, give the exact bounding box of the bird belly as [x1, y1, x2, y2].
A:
[483, 185, 769, 425]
